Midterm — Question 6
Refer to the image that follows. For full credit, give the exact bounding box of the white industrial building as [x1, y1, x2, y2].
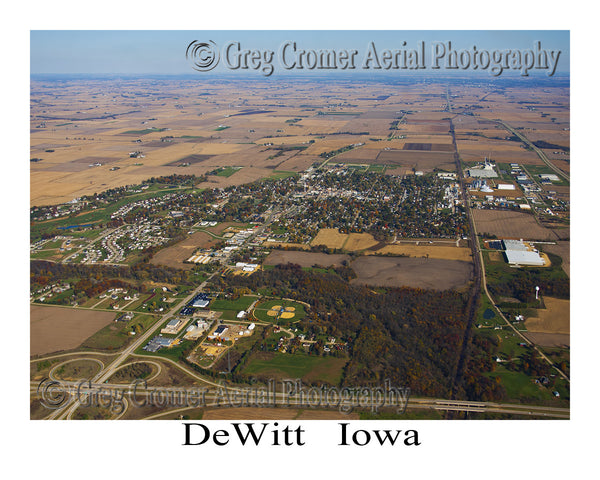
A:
[504, 250, 546, 266]
[539, 173, 560, 182]
[502, 239, 545, 266]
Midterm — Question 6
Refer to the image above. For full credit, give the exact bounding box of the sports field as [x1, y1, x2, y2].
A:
[253, 299, 306, 323]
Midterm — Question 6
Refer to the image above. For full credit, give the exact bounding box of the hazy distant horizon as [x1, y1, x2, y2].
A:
[30, 30, 569, 77]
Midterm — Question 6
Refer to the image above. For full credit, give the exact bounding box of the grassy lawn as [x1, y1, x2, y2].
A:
[210, 295, 256, 312]
[136, 338, 195, 363]
[475, 292, 504, 328]
[485, 365, 562, 403]
[243, 352, 346, 384]
[366, 164, 387, 173]
[81, 314, 156, 351]
[31, 249, 64, 260]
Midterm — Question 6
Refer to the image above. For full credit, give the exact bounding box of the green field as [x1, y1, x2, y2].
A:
[521, 164, 569, 186]
[214, 166, 242, 177]
[136, 338, 195, 363]
[81, 314, 156, 350]
[210, 295, 256, 312]
[366, 164, 387, 173]
[485, 366, 568, 404]
[242, 352, 346, 384]
[121, 127, 167, 135]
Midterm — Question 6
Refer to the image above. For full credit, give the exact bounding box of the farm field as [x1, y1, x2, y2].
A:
[523, 332, 570, 348]
[350, 256, 473, 290]
[542, 241, 570, 276]
[30, 70, 570, 422]
[525, 297, 570, 335]
[375, 244, 472, 261]
[309, 229, 380, 252]
[310, 228, 348, 249]
[30, 305, 116, 356]
[149, 231, 217, 269]
[472, 209, 564, 241]
[263, 250, 351, 268]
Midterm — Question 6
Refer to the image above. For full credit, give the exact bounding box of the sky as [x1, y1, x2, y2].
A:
[30, 30, 569, 77]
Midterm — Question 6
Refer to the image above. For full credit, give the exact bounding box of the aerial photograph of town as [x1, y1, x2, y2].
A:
[29, 30, 571, 423]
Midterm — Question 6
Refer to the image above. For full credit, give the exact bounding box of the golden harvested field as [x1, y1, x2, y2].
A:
[31, 78, 569, 210]
[344, 233, 379, 251]
[525, 297, 570, 335]
[262, 241, 311, 250]
[375, 244, 472, 261]
[30, 305, 115, 356]
[308, 228, 381, 251]
[310, 228, 348, 249]
[472, 209, 561, 241]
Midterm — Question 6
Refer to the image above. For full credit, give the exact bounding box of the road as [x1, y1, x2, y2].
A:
[44, 270, 222, 419]
[32, 379, 569, 420]
[470, 215, 570, 383]
[492, 119, 569, 182]
[447, 111, 569, 397]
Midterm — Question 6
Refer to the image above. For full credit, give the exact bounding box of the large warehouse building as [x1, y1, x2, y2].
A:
[502, 239, 546, 266]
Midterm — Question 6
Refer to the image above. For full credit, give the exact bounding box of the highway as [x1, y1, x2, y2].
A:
[32, 379, 569, 420]
[495, 119, 569, 182]
[44, 269, 222, 420]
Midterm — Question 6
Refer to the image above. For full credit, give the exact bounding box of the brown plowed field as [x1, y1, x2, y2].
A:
[350, 256, 473, 290]
[472, 209, 561, 240]
[524, 297, 570, 335]
[264, 250, 351, 268]
[30, 305, 115, 356]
